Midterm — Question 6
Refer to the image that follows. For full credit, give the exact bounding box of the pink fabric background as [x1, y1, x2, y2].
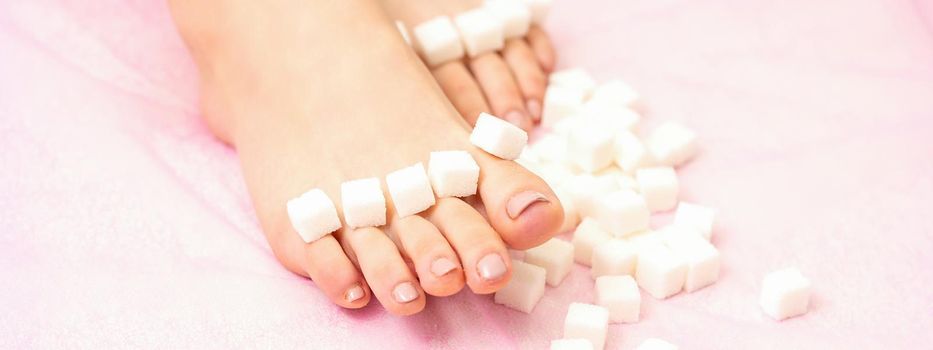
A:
[2, 0, 932, 348]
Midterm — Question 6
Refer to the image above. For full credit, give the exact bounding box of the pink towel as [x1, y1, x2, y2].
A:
[1, 0, 931, 348]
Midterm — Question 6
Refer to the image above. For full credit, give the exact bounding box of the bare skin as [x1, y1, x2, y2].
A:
[168, 0, 563, 315]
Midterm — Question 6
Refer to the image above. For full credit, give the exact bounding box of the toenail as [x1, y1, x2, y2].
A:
[345, 284, 364, 303]
[526, 99, 541, 121]
[477, 253, 507, 281]
[504, 110, 527, 128]
[392, 282, 419, 303]
[506, 190, 549, 219]
[431, 258, 458, 277]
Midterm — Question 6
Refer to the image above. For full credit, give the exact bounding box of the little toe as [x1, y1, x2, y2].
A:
[344, 227, 426, 316]
[296, 235, 372, 309]
[387, 215, 465, 297]
[526, 26, 556, 73]
[424, 197, 512, 294]
[467, 53, 533, 131]
[501, 38, 548, 122]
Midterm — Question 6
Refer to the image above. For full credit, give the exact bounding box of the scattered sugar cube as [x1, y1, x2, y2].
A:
[563, 303, 610, 350]
[760, 267, 811, 320]
[522, 0, 552, 24]
[674, 202, 716, 240]
[529, 134, 571, 164]
[395, 21, 411, 46]
[385, 163, 436, 218]
[568, 124, 615, 173]
[428, 150, 480, 197]
[550, 68, 597, 97]
[286, 189, 342, 243]
[665, 233, 720, 292]
[635, 338, 678, 350]
[563, 174, 620, 218]
[591, 239, 637, 278]
[635, 244, 687, 299]
[595, 275, 641, 323]
[593, 189, 650, 237]
[494, 259, 546, 313]
[484, 0, 531, 39]
[542, 85, 586, 127]
[524, 238, 575, 286]
[470, 112, 529, 160]
[588, 80, 640, 108]
[580, 102, 640, 133]
[551, 339, 594, 350]
[534, 163, 576, 189]
[341, 178, 387, 228]
[647, 121, 698, 167]
[413, 16, 465, 66]
[614, 131, 654, 173]
[636, 167, 679, 212]
[571, 218, 612, 266]
[554, 188, 580, 233]
[454, 8, 504, 57]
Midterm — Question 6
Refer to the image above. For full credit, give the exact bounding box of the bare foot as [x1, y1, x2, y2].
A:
[168, 0, 563, 315]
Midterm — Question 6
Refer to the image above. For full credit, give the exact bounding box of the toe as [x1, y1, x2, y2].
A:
[431, 61, 490, 125]
[344, 227, 426, 316]
[387, 215, 465, 297]
[526, 26, 556, 73]
[424, 197, 512, 294]
[299, 236, 372, 308]
[470, 151, 565, 250]
[467, 53, 533, 131]
[501, 38, 548, 122]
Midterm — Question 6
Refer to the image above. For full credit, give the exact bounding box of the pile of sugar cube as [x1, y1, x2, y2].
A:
[487, 68, 811, 349]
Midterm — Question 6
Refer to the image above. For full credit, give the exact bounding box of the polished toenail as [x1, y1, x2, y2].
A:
[504, 110, 527, 128]
[477, 253, 507, 281]
[392, 282, 419, 303]
[526, 99, 541, 121]
[431, 258, 458, 277]
[506, 190, 549, 219]
[345, 284, 364, 303]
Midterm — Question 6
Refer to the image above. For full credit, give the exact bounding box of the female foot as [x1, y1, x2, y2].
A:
[168, 0, 563, 315]
[384, 0, 557, 131]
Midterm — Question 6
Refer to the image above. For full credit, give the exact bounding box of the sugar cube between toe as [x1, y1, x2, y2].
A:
[522, 0, 552, 24]
[454, 8, 504, 57]
[340, 178, 387, 228]
[470, 112, 528, 160]
[413, 16, 465, 66]
[286, 189, 342, 243]
[386, 162, 436, 218]
[428, 150, 480, 197]
[484, 0, 531, 38]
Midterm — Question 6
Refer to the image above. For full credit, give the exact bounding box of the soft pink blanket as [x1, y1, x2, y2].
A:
[2, 0, 931, 348]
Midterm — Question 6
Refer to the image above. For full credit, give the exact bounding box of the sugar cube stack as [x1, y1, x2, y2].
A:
[385, 163, 436, 218]
[286, 188, 342, 243]
[494, 259, 547, 313]
[647, 121, 698, 167]
[636, 167, 679, 212]
[594, 275, 641, 323]
[524, 238, 575, 286]
[428, 150, 480, 197]
[591, 239, 637, 278]
[484, 0, 531, 39]
[340, 178, 387, 228]
[563, 303, 610, 350]
[454, 8, 504, 57]
[470, 112, 528, 160]
[551, 339, 594, 350]
[635, 338, 678, 350]
[593, 189, 650, 237]
[760, 267, 811, 320]
[635, 243, 687, 299]
[413, 16, 464, 66]
[571, 218, 612, 266]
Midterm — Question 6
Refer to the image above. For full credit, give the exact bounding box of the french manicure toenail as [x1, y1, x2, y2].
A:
[504, 110, 526, 127]
[392, 282, 419, 303]
[431, 258, 458, 277]
[526, 99, 541, 120]
[506, 190, 549, 219]
[477, 253, 507, 281]
[345, 284, 364, 303]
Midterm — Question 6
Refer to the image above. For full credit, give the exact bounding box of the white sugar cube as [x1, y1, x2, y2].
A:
[593, 189, 650, 237]
[571, 218, 612, 266]
[522, 0, 552, 24]
[614, 131, 654, 173]
[636, 167, 679, 212]
[484, 0, 531, 39]
[470, 112, 528, 160]
[529, 134, 570, 164]
[542, 85, 586, 127]
[760, 267, 811, 320]
[454, 8, 504, 58]
[395, 21, 411, 46]
[524, 238, 574, 286]
[286, 189, 342, 243]
[386, 163, 436, 218]
[568, 124, 615, 173]
[674, 202, 716, 240]
[341, 178, 387, 228]
[635, 338, 678, 350]
[589, 80, 640, 108]
[554, 188, 580, 233]
[595, 275, 641, 323]
[591, 239, 637, 278]
[428, 150, 480, 197]
[550, 68, 597, 97]
[564, 174, 619, 218]
[413, 16, 465, 66]
[665, 233, 720, 292]
[551, 339, 594, 350]
[563, 303, 609, 350]
[580, 102, 640, 133]
[534, 163, 576, 189]
[635, 244, 687, 299]
[647, 121, 698, 167]
[494, 259, 546, 313]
